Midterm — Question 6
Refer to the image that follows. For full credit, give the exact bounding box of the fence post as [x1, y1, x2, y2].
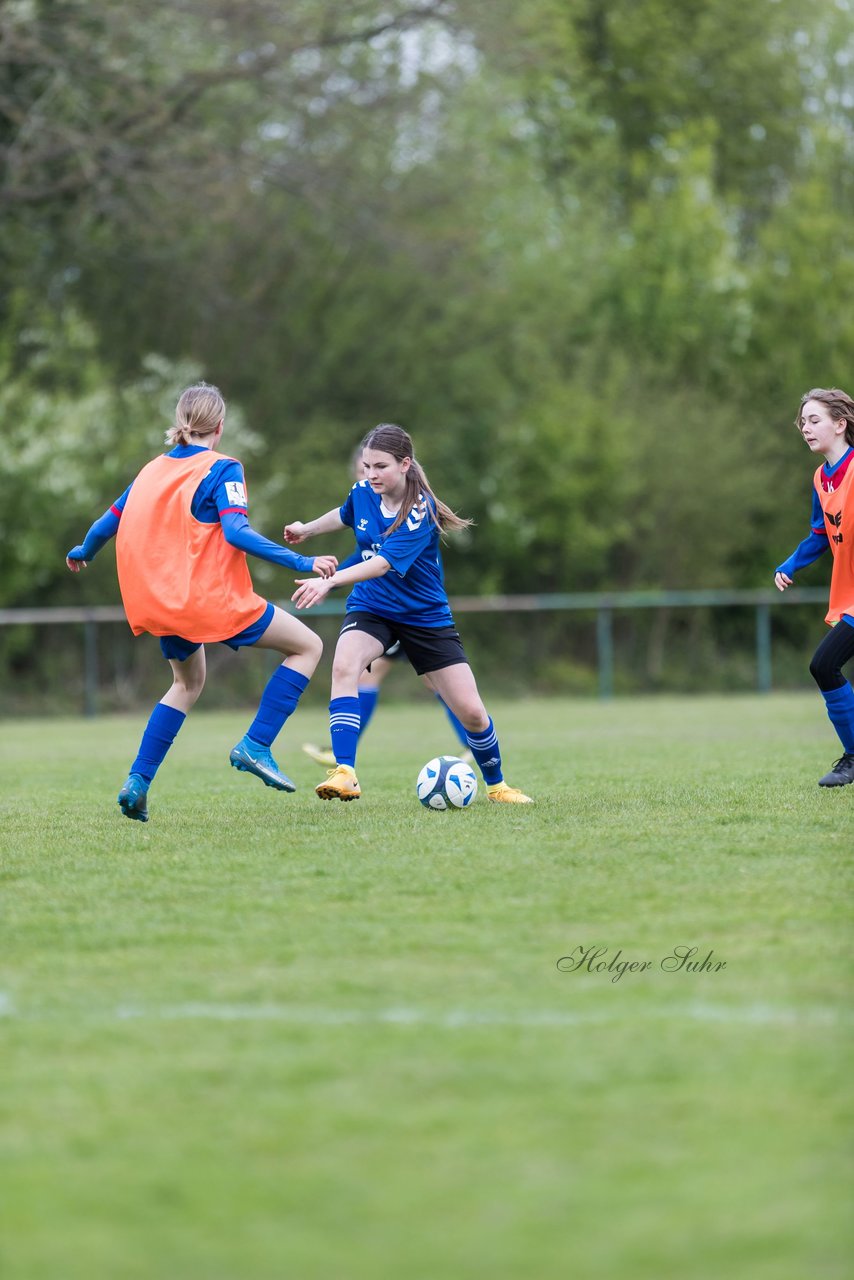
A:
[755, 603, 772, 693]
[597, 607, 614, 700]
[83, 620, 98, 717]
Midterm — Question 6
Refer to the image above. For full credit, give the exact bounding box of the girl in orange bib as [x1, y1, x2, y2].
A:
[67, 382, 337, 821]
[774, 388, 854, 787]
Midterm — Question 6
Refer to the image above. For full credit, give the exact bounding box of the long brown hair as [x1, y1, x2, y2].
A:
[360, 423, 473, 537]
[796, 388, 854, 448]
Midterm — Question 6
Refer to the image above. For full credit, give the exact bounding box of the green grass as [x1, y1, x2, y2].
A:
[0, 694, 851, 1280]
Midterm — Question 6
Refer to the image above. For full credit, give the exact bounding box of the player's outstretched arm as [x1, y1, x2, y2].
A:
[220, 512, 338, 577]
[773, 529, 829, 590]
[292, 554, 390, 610]
[66, 506, 122, 573]
[284, 509, 345, 544]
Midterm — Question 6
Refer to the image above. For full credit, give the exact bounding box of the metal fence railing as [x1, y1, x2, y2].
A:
[0, 588, 828, 715]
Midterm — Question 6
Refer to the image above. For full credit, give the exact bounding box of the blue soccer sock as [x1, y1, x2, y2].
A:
[129, 702, 187, 782]
[821, 682, 854, 753]
[247, 665, 310, 748]
[466, 717, 503, 786]
[329, 696, 361, 767]
[435, 694, 470, 749]
[357, 686, 380, 738]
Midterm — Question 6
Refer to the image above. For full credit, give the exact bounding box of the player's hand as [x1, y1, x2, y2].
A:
[284, 522, 307, 544]
[292, 576, 333, 610]
[311, 555, 338, 578]
[774, 571, 793, 591]
[66, 549, 87, 573]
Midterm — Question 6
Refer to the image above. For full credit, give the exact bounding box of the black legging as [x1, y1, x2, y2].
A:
[809, 618, 854, 692]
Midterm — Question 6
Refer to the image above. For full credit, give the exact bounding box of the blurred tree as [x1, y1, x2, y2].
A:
[0, 302, 212, 607]
[0, 1, 453, 209]
[1, 0, 851, 627]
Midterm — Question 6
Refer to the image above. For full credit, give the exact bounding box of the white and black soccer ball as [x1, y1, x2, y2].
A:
[416, 755, 478, 810]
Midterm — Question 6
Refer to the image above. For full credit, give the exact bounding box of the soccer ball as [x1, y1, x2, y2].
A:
[416, 755, 478, 810]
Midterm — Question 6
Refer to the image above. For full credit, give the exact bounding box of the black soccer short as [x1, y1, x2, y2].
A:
[339, 612, 469, 677]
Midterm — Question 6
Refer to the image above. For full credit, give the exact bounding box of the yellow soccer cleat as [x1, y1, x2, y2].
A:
[487, 781, 534, 804]
[302, 742, 337, 767]
[315, 764, 361, 801]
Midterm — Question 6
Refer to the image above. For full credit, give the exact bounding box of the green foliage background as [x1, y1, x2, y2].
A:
[2, 0, 853, 688]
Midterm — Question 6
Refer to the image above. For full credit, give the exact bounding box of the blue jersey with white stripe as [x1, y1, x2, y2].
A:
[339, 481, 454, 627]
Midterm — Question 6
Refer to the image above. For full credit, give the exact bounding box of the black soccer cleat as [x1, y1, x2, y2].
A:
[817, 752, 854, 787]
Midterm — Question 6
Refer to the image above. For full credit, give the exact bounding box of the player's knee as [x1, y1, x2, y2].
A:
[284, 626, 322, 667]
[173, 671, 206, 702]
[302, 628, 323, 665]
[809, 651, 841, 691]
[456, 704, 488, 733]
[331, 652, 361, 685]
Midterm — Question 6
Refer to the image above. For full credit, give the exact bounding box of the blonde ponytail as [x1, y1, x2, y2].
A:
[165, 382, 226, 447]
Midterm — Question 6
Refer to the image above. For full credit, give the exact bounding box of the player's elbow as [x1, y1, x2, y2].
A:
[221, 518, 248, 549]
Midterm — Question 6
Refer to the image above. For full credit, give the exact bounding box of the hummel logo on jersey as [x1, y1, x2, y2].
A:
[225, 481, 247, 507]
[405, 496, 427, 533]
[358, 518, 369, 530]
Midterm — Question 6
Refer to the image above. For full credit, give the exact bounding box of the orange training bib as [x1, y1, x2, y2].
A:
[116, 451, 267, 642]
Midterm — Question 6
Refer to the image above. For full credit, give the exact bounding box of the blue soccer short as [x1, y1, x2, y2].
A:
[159, 601, 275, 661]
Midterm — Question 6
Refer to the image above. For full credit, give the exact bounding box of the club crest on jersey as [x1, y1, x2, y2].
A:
[225, 481, 247, 507]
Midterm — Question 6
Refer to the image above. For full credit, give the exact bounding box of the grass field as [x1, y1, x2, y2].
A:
[1, 693, 851, 1280]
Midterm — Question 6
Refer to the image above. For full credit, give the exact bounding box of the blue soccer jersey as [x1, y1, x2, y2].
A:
[339, 480, 454, 627]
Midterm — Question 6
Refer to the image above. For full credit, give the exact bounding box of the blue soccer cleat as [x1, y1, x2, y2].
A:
[229, 736, 296, 792]
[117, 773, 150, 822]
